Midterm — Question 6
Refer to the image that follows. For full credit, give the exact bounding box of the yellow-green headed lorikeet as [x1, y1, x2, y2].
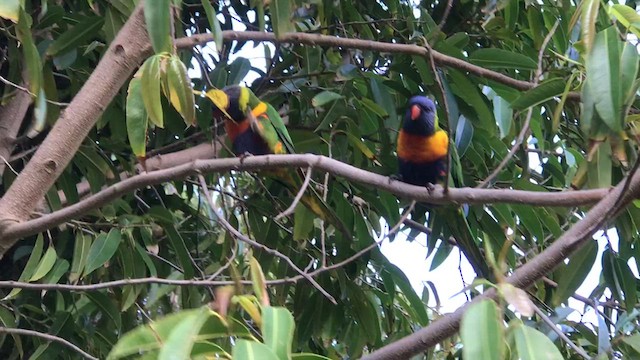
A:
[205, 85, 350, 238]
[397, 96, 491, 279]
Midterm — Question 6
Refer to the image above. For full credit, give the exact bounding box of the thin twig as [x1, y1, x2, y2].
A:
[422, 37, 451, 192]
[197, 174, 338, 304]
[477, 20, 560, 189]
[0, 327, 98, 360]
[176, 31, 581, 100]
[532, 305, 591, 359]
[438, 0, 454, 29]
[0, 75, 69, 106]
[275, 166, 313, 220]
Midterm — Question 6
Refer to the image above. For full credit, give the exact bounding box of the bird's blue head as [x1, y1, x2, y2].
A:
[402, 96, 437, 135]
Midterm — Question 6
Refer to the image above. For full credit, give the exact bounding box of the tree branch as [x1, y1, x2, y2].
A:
[362, 158, 640, 360]
[0, 3, 152, 245]
[0, 327, 98, 360]
[0, 85, 32, 177]
[0, 153, 610, 244]
[176, 31, 580, 100]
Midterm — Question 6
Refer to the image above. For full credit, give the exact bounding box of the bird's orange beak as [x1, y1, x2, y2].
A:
[410, 105, 420, 120]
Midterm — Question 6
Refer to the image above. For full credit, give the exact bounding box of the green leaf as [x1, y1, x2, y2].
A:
[16, 8, 42, 95]
[0, 0, 19, 22]
[144, 0, 172, 54]
[492, 95, 512, 139]
[620, 42, 639, 106]
[581, 0, 600, 53]
[249, 257, 268, 305]
[608, 4, 640, 38]
[587, 140, 612, 189]
[108, 308, 216, 360]
[510, 78, 566, 110]
[311, 91, 343, 107]
[551, 240, 598, 306]
[271, 0, 293, 40]
[469, 48, 537, 70]
[83, 229, 123, 277]
[141, 55, 164, 128]
[511, 322, 563, 360]
[461, 299, 505, 360]
[86, 292, 122, 331]
[227, 57, 252, 85]
[201, 0, 223, 52]
[293, 204, 313, 241]
[233, 340, 279, 360]
[69, 232, 92, 283]
[158, 308, 210, 360]
[46, 16, 105, 56]
[29, 245, 57, 281]
[3, 234, 44, 300]
[622, 333, 640, 354]
[0, 307, 22, 356]
[126, 77, 148, 157]
[164, 55, 195, 125]
[262, 307, 294, 360]
[587, 27, 625, 131]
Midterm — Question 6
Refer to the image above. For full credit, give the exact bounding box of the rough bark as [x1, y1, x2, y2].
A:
[0, 3, 151, 254]
[0, 88, 32, 176]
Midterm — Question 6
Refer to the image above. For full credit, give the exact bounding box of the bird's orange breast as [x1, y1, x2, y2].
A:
[397, 129, 449, 163]
[224, 119, 251, 143]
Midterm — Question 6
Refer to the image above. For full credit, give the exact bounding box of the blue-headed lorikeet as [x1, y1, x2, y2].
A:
[397, 96, 491, 279]
[204, 85, 350, 238]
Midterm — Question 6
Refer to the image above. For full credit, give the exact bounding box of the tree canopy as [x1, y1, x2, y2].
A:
[1, 0, 640, 359]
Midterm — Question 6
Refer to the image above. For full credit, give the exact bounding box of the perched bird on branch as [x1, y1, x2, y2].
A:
[204, 85, 350, 238]
[397, 96, 491, 279]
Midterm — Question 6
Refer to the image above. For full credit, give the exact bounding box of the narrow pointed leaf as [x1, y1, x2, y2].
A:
[581, 0, 600, 53]
[587, 27, 624, 131]
[3, 234, 44, 300]
[141, 55, 164, 128]
[70, 232, 93, 283]
[144, 0, 172, 54]
[233, 340, 279, 360]
[262, 307, 294, 360]
[271, 0, 294, 39]
[29, 245, 57, 281]
[609, 4, 640, 38]
[312, 91, 343, 107]
[512, 322, 563, 360]
[46, 16, 105, 56]
[83, 230, 122, 277]
[469, 48, 537, 70]
[165, 55, 195, 125]
[126, 77, 149, 157]
[461, 299, 505, 360]
[201, 0, 223, 52]
[510, 78, 565, 110]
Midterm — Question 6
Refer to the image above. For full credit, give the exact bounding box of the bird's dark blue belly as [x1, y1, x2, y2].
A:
[232, 129, 271, 156]
[398, 158, 446, 186]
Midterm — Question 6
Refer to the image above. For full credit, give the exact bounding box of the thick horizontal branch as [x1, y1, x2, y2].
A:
[1, 154, 609, 242]
[176, 31, 580, 100]
[363, 162, 640, 359]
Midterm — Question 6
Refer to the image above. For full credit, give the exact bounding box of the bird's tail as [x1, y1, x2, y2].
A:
[440, 207, 492, 281]
[278, 169, 352, 240]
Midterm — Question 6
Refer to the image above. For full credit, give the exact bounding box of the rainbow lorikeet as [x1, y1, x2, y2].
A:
[204, 85, 350, 238]
[397, 96, 491, 279]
